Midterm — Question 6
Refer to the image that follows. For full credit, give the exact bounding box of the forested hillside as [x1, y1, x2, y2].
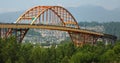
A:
[79, 22, 120, 40]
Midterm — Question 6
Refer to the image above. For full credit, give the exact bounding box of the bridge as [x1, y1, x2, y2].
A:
[0, 6, 117, 46]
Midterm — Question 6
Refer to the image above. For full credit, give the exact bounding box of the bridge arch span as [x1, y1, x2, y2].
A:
[16, 6, 80, 28]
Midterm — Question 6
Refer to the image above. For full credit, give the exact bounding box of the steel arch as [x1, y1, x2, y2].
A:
[16, 6, 80, 28]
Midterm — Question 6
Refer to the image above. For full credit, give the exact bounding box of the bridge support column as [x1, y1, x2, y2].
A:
[14, 29, 29, 43]
[69, 32, 99, 47]
[102, 38, 108, 45]
[2, 28, 8, 38]
[5, 28, 29, 43]
[101, 37, 116, 45]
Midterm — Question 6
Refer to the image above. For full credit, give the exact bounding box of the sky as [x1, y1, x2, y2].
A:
[0, 0, 120, 13]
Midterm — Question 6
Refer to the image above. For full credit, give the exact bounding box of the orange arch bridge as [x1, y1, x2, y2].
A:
[0, 6, 117, 46]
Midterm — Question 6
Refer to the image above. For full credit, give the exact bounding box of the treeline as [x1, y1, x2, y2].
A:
[0, 37, 120, 63]
[79, 22, 120, 40]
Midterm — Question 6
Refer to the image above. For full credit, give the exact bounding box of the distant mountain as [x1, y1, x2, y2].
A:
[0, 11, 23, 23]
[67, 5, 120, 22]
[0, 5, 120, 23]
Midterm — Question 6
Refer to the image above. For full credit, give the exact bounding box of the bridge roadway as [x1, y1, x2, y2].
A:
[0, 23, 117, 40]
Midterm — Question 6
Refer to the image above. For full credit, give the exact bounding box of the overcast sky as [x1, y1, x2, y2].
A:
[0, 0, 120, 13]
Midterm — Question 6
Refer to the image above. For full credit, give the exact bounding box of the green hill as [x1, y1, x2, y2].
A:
[79, 22, 120, 40]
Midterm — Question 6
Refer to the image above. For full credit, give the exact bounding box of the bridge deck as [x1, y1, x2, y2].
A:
[0, 23, 117, 40]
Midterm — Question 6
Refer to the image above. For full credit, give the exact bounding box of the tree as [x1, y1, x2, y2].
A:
[15, 56, 26, 63]
[70, 52, 93, 63]
[0, 37, 20, 63]
[100, 50, 116, 63]
[18, 43, 33, 63]
[61, 56, 69, 63]
[113, 42, 120, 62]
